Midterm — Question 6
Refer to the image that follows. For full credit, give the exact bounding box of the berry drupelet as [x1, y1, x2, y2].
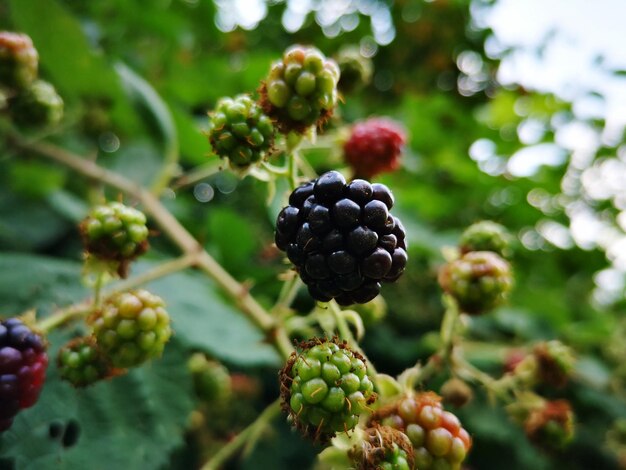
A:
[275, 171, 408, 305]
[0, 318, 48, 433]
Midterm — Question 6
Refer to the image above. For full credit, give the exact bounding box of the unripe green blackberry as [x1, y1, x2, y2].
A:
[188, 353, 232, 403]
[57, 336, 113, 387]
[438, 251, 512, 314]
[0, 32, 38, 90]
[260, 45, 340, 133]
[80, 202, 149, 276]
[10, 80, 63, 128]
[336, 46, 373, 95]
[207, 94, 275, 169]
[369, 392, 472, 470]
[90, 290, 171, 369]
[350, 426, 415, 470]
[279, 338, 376, 441]
[459, 221, 512, 258]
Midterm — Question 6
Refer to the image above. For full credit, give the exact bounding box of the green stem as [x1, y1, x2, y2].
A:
[271, 273, 301, 316]
[11, 136, 294, 360]
[172, 160, 222, 190]
[36, 303, 92, 333]
[328, 301, 377, 376]
[200, 399, 281, 470]
[93, 272, 105, 308]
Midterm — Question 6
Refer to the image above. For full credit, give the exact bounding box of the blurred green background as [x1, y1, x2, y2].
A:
[0, 0, 625, 469]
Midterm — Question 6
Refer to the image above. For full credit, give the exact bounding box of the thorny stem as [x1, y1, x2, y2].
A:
[12, 136, 294, 360]
[200, 399, 281, 470]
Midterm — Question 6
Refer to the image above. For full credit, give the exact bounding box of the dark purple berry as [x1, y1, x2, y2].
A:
[305, 254, 331, 280]
[361, 248, 393, 279]
[314, 171, 345, 205]
[347, 226, 378, 256]
[345, 179, 373, 205]
[308, 205, 331, 235]
[277, 206, 300, 236]
[386, 248, 408, 280]
[363, 200, 389, 233]
[322, 229, 344, 253]
[328, 250, 357, 274]
[372, 183, 394, 209]
[333, 199, 361, 229]
[289, 182, 315, 207]
[352, 281, 381, 304]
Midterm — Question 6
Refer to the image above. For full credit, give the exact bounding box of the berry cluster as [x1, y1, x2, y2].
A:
[57, 336, 113, 388]
[0, 31, 63, 128]
[275, 171, 408, 305]
[206, 94, 274, 169]
[89, 290, 171, 369]
[279, 338, 376, 440]
[80, 201, 149, 276]
[188, 353, 232, 404]
[343, 118, 406, 179]
[523, 399, 574, 451]
[0, 32, 38, 89]
[459, 220, 512, 258]
[0, 318, 48, 433]
[261, 45, 340, 132]
[370, 392, 472, 470]
[438, 251, 512, 314]
[351, 426, 414, 470]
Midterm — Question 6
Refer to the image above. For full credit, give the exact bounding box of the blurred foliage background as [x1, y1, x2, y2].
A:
[0, 0, 625, 469]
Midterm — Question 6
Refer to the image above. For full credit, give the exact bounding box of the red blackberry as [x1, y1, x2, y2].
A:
[369, 392, 472, 470]
[344, 118, 406, 179]
[275, 171, 408, 305]
[0, 318, 48, 433]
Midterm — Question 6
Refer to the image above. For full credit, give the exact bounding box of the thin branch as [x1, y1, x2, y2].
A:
[12, 136, 294, 360]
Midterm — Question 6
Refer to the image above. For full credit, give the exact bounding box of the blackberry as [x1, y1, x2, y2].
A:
[369, 392, 472, 470]
[275, 171, 408, 305]
[335, 46, 373, 95]
[0, 318, 48, 433]
[350, 426, 415, 470]
[279, 338, 376, 440]
[438, 251, 512, 314]
[0, 32, 38, 90]
[260, 45, 340, 133]
[523, 399, 575, 451]
[80, 201, 149, 277]
[57, 336, 113, 388]
[207, 94, 275, 169]
[459, 221, 512, 258]
[344, 118, 406, 179]
[89, 290, 171, 369]
[188, 353, 232, 403]
[10, 79, 63, 128]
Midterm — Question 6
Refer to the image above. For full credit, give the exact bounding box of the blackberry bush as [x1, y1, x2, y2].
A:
[279, 338, 376, 440]
[206, 94, 275, 169]
[89, 290, 171, 369]
[0, 318, 48, 433]
[260, 45, 340, 132]
[275, 170, 408, 305]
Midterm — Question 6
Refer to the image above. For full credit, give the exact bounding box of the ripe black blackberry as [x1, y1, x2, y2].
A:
[275, 171, 408, 305]
[0, 318, 48, 432]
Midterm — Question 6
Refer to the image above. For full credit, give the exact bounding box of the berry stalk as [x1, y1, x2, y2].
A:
[11, 135, 294, 360]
